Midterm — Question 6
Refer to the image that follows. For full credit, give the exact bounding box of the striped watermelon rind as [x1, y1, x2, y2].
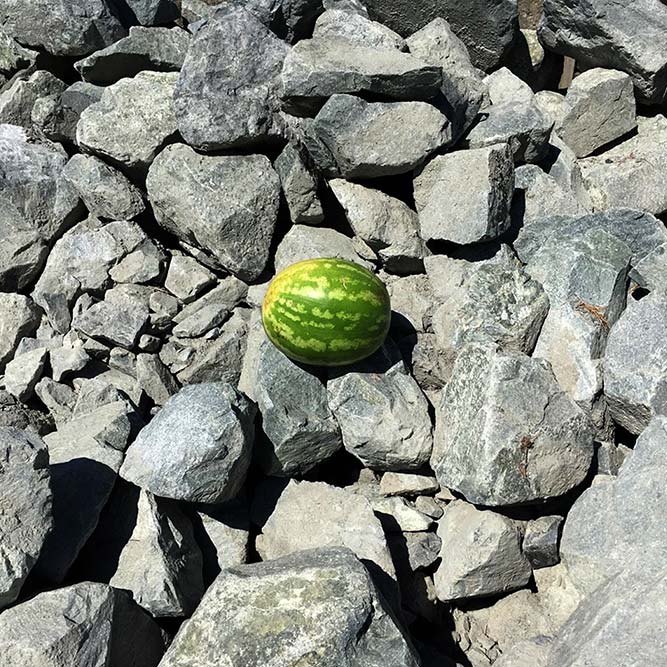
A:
[261, 258, 391, 366]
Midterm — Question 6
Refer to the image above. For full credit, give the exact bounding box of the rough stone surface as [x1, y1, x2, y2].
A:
[159, 547, 419, 667]
[121, 383, 256, 504]
[523, 515, 563, 569]
[4, 346, 48, 401]
[414, 144, 515, 244]
[432, 344, 595, 506]
[274, 143, 324, 225]
[0, 293, 41, 371]
[0, 70, 66, 128]
[380, 472, 439, 497]
[147, 144, 281, 281]
[313, 8, 406, 50]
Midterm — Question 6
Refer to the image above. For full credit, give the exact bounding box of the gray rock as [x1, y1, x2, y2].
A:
[110, 490, 204, 618]
[402, 531, 442, 571]
[327, 355, 433, 471]
[34, 378, 76, 423]
[117, 0, 179, 25]
[256, 480, 397, 587]
[432, 344, 595, 506]
[310, 94, 449, 178]
[632, 242, 667, 293]
[0, 293, 41, 371]
[494, 637, 553, 667]
[385, 272, 436, 334]
[0, 70, 66, 128]
[406, 18, 486, 141]
[74, 26, 188, 85]
[0, 428, 52, 609]
[135, 353, 178, 406]
[0, 0, 126, 57]
[0, 26, 37, 79]
[0, 389, 53, 434]
[534, 89, 569, 126]
[254, 337, 342, 476]
[556, 68, 636, 158]
[4, 346, 47, 401]
[414, 143, 514, 244]
[0, 582, 167, 667]
[414, 496, 444, 519]
[147, 144, 280, 281]
[578, 115, 667, 216]
[373, 496, 434, 532]
[523, 515, 563, 569]
[121, 383, 256, 503]
[380, 472, 439, 497]
[159, 547, 419, 667]
[330, 179, 427, 274]
[280, 36, 441, 113]
[539, 0, 667, 105]
[63, 153, 145, 221]
[314, 8, 406, 50]
[434, 501, 532, 601]
[274, 143, 324, 225]
[174, 6, 288, 151]
[77, 71, 179, 174]
[50, 332, 91, 381]
[164, 254, 216, 303]
[363, 0, 518, 70]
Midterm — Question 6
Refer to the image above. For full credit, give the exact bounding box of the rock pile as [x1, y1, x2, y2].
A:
[1, 0, 667, 665]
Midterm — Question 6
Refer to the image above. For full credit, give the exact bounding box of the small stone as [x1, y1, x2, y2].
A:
[402, 531, 442, 571]
[380, 472, 439, 497]
[0, 70, 66, 128]
[432, 344, 595, 506]
[50, 334, 90, 381]
[523, 515, 563, 569]
[435, 501, 532, 602]
[34, 378, 76, 423]
[414, 143, 514, 244]
[556, 68, 636, 158]
[75, 26, 190, 85]
[373, 496, 434, 532]
[147, 144, 281, 281]
[0, 26, 37, 78]
[136, 353, 178, 406]
[0, 427, 52, 609]
[158, 547, 419, 667]
[414, 496, 444, 519]
[534, 90, 569, 126]
[0, 293, 41, 371]
[4, 347, 48, 401]
[121, 383, 256, 504]
[164, 254, 216, 303]
[77, 70, 179, 174]
[313, 9, 406, 50]
[310, 94, 449, 178]
[385, 273, 436, 334]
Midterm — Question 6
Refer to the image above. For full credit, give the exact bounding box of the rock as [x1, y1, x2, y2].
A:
[330, 179, 427, 274]
[274, 143, 324, 225]
[327, 353, 433, 471]
[523, 515, 563, 569]
[363, 0, 519, 70]
[174, 6, 288, 151]
[406, 18, 486, 141]
[110, 490, 204, 617]
[0, 70, 66, 128]
[34, 378, 76, 423]
[63, 153, 145, 221]
[432, 344, 595, 506]
[313, 9, 406, 50]
[50, 333, 91, 381]
[77, 71, 179, 174]
[116, 0, 179, 26]
[0, 389, 53, 434]
[578, 115, 667, 216]
[135, 353, 178, 406]
[494, 637, 553, 667]
[414, 495, 444, 519]
[555, 68, 636, 158]
[385, 273, 436, 334]
[254, 337, 342, 476]
[280, 36, 442, 113]
[0, 26, 37, 79]
[539, 0, 667, 105]
[0, 582, 167, 667]
[414, 143, 514, 244]
[75, 26, 189, 85]
[380, 472, 439, 497]
[4, 347, 47, 401]
[604, 292, 667, 434]
[632, 242, 667, 292]
[0, 293, 41, 371]
[163, 256, 215, 305]
[373, 496, 434, 532]
[147, 144, 281, 281]
[310, 94, 449, 178]
[158, 547, 419, 667]
[0, 428, 52, 609]
[397, 531, 442, 571]
[121, 383, 256, 504]
[0, 0, 126, 57]
[434, 501, 532, 601]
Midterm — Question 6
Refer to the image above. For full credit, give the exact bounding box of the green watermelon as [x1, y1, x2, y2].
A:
[262, 258, 391, 366]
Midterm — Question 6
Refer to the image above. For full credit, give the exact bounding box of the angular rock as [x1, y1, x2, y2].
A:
[556, 68, 636, 158]
[310, 94, 449, 178]
[494, 637, 553, 667]
[330, 179, 427, 274]
[159, 547, 419, 667]
[632, 241, 667, 293]
[77, 71, 179, 173]
[402, 532, 442, 571]
[578, 115, 667, 216]
[110, 490, 204, 617]
[136, 353, 178, 406]
[121, 383, 256, 503]
[373, 496, 434, 532]
[0, 0, 126, 57]
[327, 353, 433, 471]
[0, 389, 53, 434]
[380, 472, 439, 497]
[432, 344, 595, 506]
[63, 153, 145, 221]
[147, 144, 281, 281]
[0, 293, 41, 371]
[174, 6, 288, 151]
[539, 0, 667, 105]
[0, 70, 66, 128]
[50, 333, 91, 381]
[164, 254, 216, 303]
[0, 582, 167, 667]
[4, 346, 47, 402]
[0, 428, 52, 609]
[434, 501, 532, 601]
[385, 272, 436, 334]
[0, 26, 37, 80]
[115, 0, 179, 26]
[280, 36, 441, 113]
[314, 8, 406, 50]
[414, 143, 514, 244]
[274, 142, 324, 225]
[523, 515, 563, 569]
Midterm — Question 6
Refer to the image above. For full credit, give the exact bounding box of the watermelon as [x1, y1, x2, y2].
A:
[262, 258, 391, 366]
